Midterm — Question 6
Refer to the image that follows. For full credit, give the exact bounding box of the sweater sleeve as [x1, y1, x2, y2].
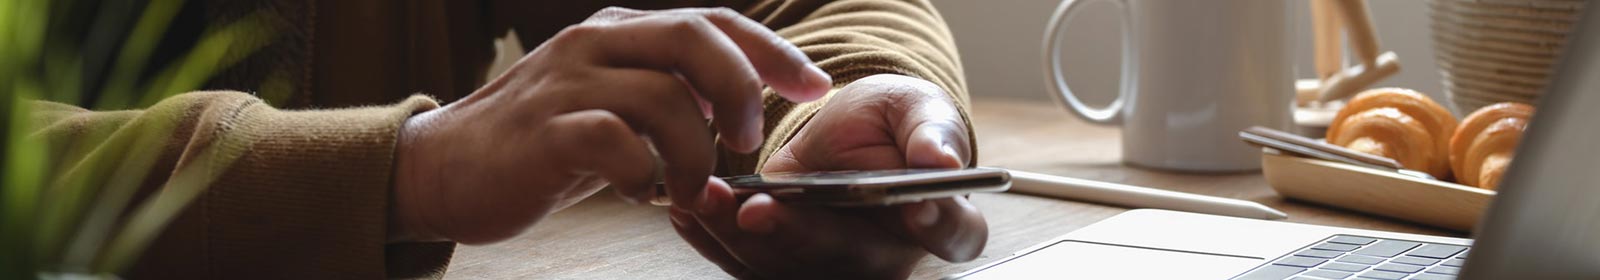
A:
[27, 91, 451, 279]
[718, 0, 974, 175]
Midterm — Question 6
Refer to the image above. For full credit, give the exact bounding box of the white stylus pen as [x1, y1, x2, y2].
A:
[1005, 169, 1289, 220]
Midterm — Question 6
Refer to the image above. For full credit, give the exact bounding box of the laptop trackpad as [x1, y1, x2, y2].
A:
[961, 240, 1263, 280]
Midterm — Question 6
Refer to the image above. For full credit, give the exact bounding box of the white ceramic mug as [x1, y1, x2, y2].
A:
[1044, 0, 1293, 172]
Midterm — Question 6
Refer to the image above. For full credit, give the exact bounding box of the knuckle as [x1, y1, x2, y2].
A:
[581, 112, 633, 139]
[551, 24, 604, 44]
[598, 6, 637, 15]
[665, 15, 715, 38]
[588, 7, 641, 23]
[552, 112, 636, 164]
[551, 111, 626, 142]
[700, 7, 743, 21]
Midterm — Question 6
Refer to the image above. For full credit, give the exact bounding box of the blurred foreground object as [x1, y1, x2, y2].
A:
[1, 0, 273, 278]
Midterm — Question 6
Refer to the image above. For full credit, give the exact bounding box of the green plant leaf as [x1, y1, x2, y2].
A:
[3, 0, 277, 277]
[96, 0, 186, 110]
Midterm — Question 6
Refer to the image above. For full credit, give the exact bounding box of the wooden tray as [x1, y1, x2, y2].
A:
[1261, 152, 1496, 232]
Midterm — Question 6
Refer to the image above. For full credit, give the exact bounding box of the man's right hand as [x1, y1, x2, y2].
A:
[388, 7, 832, 244]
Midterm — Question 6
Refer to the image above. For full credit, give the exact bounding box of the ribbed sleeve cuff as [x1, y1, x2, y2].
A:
[195, 94, 446, 278]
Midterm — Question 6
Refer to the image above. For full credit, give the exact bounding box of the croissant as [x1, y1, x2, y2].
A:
[1326, 88, 1458, 179]
[1450, 102, 1534, 190]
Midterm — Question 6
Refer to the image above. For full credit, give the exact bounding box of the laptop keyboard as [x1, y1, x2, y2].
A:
[1233, 235, 1470, 280]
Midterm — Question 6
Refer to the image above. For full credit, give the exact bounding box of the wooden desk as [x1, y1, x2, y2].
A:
[444, 98, 1462, 279]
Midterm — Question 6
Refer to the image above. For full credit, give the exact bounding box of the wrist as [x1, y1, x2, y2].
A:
[391, 110, 448, 243]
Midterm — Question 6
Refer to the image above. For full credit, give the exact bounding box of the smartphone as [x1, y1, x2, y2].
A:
[651, 168, 1011, 207]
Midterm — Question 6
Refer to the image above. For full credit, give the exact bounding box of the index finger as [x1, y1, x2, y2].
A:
[676, 8, 832, 102]
[600, 7, 833, 102]
[585, 9, 831, 152]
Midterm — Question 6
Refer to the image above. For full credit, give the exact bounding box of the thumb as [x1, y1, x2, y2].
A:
[904, 121, 969, 169]
[894, 92, 970, 168]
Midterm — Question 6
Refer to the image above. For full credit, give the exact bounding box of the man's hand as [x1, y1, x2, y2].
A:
[670, 74, 987, 279]
[389, 7, 832, 244]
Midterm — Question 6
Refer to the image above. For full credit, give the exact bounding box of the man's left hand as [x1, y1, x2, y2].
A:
[669, 74, 987, 279]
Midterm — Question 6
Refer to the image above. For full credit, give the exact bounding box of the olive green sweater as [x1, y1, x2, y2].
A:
[28, 0, 970, 278]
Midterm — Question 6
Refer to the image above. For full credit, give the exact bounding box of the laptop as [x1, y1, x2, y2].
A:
[947, 6, 1600, 280]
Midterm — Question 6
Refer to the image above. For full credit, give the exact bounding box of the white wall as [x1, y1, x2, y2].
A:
[938, 0, 1445, 109]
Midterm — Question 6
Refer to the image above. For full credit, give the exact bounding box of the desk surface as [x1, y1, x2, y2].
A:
[443, 98, 1462, 279]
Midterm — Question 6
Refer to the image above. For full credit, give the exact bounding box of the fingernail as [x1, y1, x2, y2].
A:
[912, 201, 940, 228]
[909, 132, 963, 168]
[648, 184, 672, 206]
[698, 98, 714, 119]
[805, 64, 827, 80]
[940, 142, 962, 165]
[790, 64, 830, 102]
[810, 65, 832, 87]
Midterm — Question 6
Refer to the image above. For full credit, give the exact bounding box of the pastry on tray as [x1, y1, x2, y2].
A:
[1326, 88, 1458, 180]
[1322, 87, 1537, 190]
[1451, 102, 1535, 190]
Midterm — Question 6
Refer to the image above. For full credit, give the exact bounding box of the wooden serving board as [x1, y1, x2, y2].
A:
[1261, 152, 1496, 232]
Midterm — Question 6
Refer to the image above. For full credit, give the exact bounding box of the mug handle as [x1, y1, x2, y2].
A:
[1042, 0, 1136, 125]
